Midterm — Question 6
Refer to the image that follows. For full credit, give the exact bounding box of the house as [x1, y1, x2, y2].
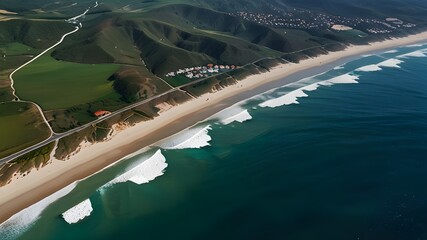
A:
[94, 110, 111, 117]
[207, 63, 214, 68]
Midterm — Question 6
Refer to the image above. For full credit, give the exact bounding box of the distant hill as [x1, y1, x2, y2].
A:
[51, 3, 348, 75]
[276, 0, 427, 22]
[1, 0, 427, 131]
[0, 20, 73, 49]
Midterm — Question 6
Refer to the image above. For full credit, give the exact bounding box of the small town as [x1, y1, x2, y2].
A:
[165, 64, 237, 79]
[230, 8, 417, 34]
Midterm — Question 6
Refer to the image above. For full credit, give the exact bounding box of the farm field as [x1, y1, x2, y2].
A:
[13, 52, 121, 110]
[0, 102, 50, 158]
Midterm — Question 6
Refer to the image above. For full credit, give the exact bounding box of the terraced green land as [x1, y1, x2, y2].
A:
[13, 53, 120, 110]
[0, 102, 50, 158]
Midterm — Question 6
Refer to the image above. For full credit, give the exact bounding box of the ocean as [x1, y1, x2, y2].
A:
[1, 43, 427, 240]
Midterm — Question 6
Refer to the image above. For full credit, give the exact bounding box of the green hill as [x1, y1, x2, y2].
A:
[0, 19, 74, 49]
[51, 4, 338, 75]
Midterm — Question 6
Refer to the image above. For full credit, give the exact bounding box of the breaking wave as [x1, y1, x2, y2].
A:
[103, 150, 167, 187]
[356, 64, 382, 72]
[220, 110, 252, 125]
[377, 59, 404, 68]
[62, 199, 93, 224]
[355, 57, 406, 73]
[0, 183, 77, 240]
[157, 125, 212, 149]
[384, 50, 398, 54]
[405, 43, 424, 48]
[398, 49, 427, 58]
[212, 105, 253, 125]
[259, 73, 359, 108]
[259, 89, 308, 108]
[323, 73, 359, 84]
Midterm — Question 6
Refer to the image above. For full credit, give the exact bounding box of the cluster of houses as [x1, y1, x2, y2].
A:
[165, 64, 237, 79]
[230, 10, 351, 29]
[230, 9, 417, 34]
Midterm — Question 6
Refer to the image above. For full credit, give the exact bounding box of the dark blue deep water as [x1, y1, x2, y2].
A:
[4, 45, 427, 240]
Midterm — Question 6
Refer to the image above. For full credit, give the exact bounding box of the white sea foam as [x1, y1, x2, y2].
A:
[333, 65, 344, 70]
[384, 50, 398, 54]
[259, 73, 358, 108]
[213, 105, 253, 125]
[104, 150, 167, 186]
[398, 50, 427, 58]
[220, 110, 252, 125]
[300, 82, 321, 91]
[377, 59, 403, 68]
[0, 183, 77, 240]
[259, 89, 308, 108]
[406, 43, 424, 48]
[157, 125, 212, 149]
[323, 73, 359, 84]
[356, 64, 382, 72]
[62, 199, 93, 224]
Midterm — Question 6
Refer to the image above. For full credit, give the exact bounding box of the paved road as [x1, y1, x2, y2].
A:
[0, 3, 97, 164]
[0, 56, 279, 164]
[0, 17, 343, 165]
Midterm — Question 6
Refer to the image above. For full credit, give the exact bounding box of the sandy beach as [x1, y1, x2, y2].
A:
[1, 31, 427, 224]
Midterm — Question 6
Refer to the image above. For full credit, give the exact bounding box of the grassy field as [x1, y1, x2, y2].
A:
[0, 42, 37, 56]
[0, 102, 51, 158]
[13, 52, 121, 110]
[164, 75, 192, 87]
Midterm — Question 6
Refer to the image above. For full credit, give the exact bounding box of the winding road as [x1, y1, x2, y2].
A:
[1, 3, 97, 162]
[0, 0, 345, 165]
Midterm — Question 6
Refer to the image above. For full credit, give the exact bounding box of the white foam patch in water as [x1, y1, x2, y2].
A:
[398, 49, 427, 58]
[157, 125, 212, 149]
[0, 183, 77, 240]
[212, 105, 253, 125]
[323, 73, 359, 84]
[377, 59, 404, 68]
[300, 82, 321, 91]
[356, 64, 382, 72]
[258, 73, 358, 108]
[259, 89, 308, 108]
[333, 65, 344, 70]
[406, 43, 424, 48]
[62, 199, 93, 224]
[384, 49, 398, 54]
[220, 110, 252, 125]
[104, 150, 167, 186]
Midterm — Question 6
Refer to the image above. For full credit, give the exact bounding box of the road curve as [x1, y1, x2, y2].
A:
[2, 4, 96, 161]
[0, 17, 341, 165]
[9, 26, 80, 101]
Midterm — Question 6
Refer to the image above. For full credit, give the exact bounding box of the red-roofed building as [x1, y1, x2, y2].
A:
[93, 110, 111, 117]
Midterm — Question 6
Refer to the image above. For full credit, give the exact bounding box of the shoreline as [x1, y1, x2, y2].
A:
[1, 32, 427, 224]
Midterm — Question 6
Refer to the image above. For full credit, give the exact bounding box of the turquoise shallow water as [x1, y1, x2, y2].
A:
[4, 44, 427, 240]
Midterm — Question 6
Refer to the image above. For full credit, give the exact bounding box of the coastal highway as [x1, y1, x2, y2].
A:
[0, 27, 343, 165]
[0, 85, 181, 165]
